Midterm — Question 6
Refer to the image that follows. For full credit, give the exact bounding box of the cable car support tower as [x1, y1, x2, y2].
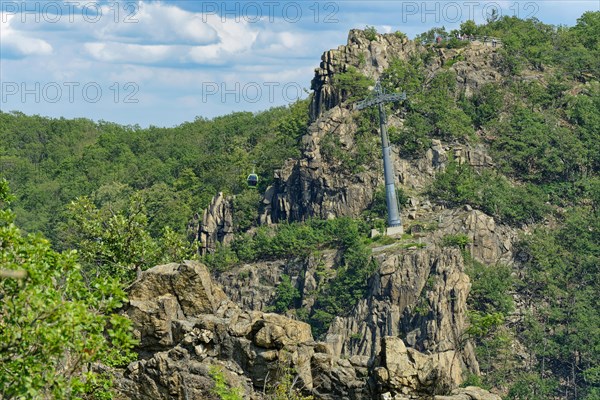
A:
[355, 80, 406, 235]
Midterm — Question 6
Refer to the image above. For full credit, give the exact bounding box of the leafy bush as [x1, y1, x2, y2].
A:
[273, 274, 301, 313]
[309, 237, 376, 337]
[513, 205, 600, 398]
[460, 20, 478, 36]
[233, 190, 261, 232]
[334, 67, 374, 103]
[209, 366, 243, 400]
[461, 83, 504, 128]
[441, 233, 471, 249]
[402, 71, 475, 143]
[491, 105, 586, 184]
[380, 57, 425, 95]
[429, 160, 550, 225]
[204, 243, 239, 272]
[367, 186, 408, 220]
[320, 107, 379, 173]
[364, 25, 378, 41]
[394, 31, 407, 40]
[466, 256, 514, 316]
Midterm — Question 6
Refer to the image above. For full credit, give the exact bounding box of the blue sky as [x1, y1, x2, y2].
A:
[1, 0, 598, 127]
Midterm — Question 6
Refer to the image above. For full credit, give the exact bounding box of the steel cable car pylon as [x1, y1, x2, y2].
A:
[355, 80, 406, 234]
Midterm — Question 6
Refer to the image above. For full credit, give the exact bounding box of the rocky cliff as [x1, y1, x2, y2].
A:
[256, 30, 504, 227]
[183, 29, 518, 399]
[116, 260, 501, 400]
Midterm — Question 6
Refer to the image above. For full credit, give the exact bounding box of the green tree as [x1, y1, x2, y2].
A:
[364, 26, 378, 41]
[273, 274, 301, 313]
[0, 179, 137, 398]
[460, 20, 478, 36]
[334, 67, 374, 103]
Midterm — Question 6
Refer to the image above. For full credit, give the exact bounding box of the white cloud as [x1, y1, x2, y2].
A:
[0, 13, 53, 56]
[2, 0, 596, 127]
[84, 42, 175, 64]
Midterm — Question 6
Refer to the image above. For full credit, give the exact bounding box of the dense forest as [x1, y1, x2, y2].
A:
[1, 11, 599, 400]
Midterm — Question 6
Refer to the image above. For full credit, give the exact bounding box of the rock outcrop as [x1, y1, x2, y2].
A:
[258, 29, 504, 228]
[325, 247, 479, 394]
[116, 260, 501, 400]
[199, 192, 234, 255]
[310, 29, 417, 121]
[118, 261, 316, 399]
[180, 30, 515, 399]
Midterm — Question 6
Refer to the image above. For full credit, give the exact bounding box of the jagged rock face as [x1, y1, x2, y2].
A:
[260, 114, 497, 227]
[215, 258, 304, 312]
[199, 192, 234, 255]
[183, 30, 514, 399]
[310, 29, 417, 121]
[433, 209, 517, 266]
[117, 260, 501, 400]
[259, 30, 505, 228]
[261, 105, 382, 223]
[325, 248, 478, 392]
[118, 261, 317, 399]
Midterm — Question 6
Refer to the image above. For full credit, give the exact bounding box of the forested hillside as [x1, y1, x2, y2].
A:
[0, 101, 307, 244]
[1, 11, 599, 400]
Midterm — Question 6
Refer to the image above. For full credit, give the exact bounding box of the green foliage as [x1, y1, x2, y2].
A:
[460, 20, 478, 36]
[309, 234, 376, 337]
[204, 242, 240, 272]
[381, 57, 425, 95]
[366, 186, 408, 221]
[491, 105, 586, 184]
[209, 366, 244, 400]
[461, 84, 504, 128]
[0, 180, 137, 398]
[0, 100, 309, 246]
[429, 160, 550, 225]
[555, 12, 600, 80]
[441, 233, 471, 250]
[62, 194, 197, 283]
[466, 311, 504, 338]
[389, 116, 432, 158]
[364, 26, 378, 41]
[466, 257, 514, 316]
[461, 373, 487, 389]
[214, 217, 375, 337]
[334, 67, 374, 103]
[477, 16, 555, 73]
[463, 253, 516, 390]
[394, 31, 407, 40]
[507, 373, 558, 400]
[228, 218, 369, 266]
[320, 108, 379, 173]
[233, 190, 261, 232]
[402, 71, 475, 146]
[273, 274, 301, 313]
[443, 53, 465, 67]
[381, 60, 473, 157]
[415, 26, 448, 45]
[513, 205, 600, 398]
[268, 367, 314, 400]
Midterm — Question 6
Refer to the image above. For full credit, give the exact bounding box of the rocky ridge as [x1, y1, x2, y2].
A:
[116, 260, 501, 400]
[181, 30, 517, 399]
[256, 30, 503, 229]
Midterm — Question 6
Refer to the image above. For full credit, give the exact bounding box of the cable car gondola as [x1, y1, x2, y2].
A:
[247, 168, 258, 188]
